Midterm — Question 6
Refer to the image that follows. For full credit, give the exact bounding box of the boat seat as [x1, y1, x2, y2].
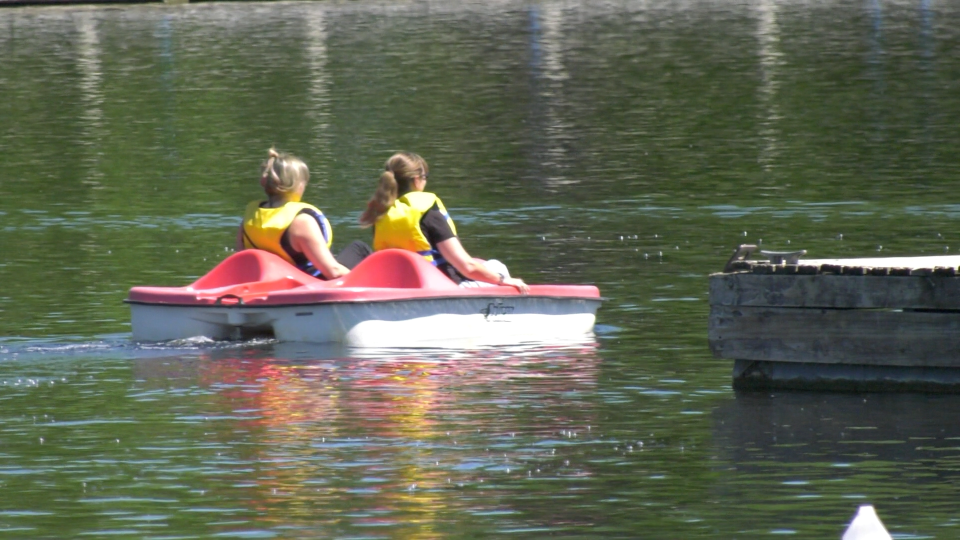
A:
[340, 249, 459, 289]
[190, 250, 318, 290]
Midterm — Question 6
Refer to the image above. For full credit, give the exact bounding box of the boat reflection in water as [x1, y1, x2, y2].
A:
[133, 339, 601, 534]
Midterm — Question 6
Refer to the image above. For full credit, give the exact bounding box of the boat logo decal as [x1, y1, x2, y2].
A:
[480, 301, 514, 320]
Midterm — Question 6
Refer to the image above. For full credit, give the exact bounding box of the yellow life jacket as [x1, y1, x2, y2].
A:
[372, 192, 457, 264]
[242, 201, 333, 269]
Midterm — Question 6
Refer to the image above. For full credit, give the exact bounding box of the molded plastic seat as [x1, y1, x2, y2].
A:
[190, 250, 318, 290]
[340, 249, 459, 289]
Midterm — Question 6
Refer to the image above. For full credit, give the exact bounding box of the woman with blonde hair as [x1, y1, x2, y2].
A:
[359, 152, 529, 293]
[238, 148, 371, 279]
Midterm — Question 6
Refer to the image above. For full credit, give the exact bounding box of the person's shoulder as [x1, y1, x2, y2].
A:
[422, 207, 446, 221]
[290, 210, 323, 230]
[420, 205, 455, 237]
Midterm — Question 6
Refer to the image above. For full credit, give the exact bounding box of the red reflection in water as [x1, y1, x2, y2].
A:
[196, 343, 600, 438]
[140, 342, 601, 534]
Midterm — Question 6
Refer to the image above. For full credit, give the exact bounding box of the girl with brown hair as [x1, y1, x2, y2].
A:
[359, 152, 528, 293]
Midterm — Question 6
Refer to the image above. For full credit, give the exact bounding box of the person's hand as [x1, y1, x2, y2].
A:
[504, 277, 529, 294]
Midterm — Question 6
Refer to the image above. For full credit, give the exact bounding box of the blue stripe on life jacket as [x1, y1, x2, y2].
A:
[417, 249, 449, 267]
[300, 261, 324, 279]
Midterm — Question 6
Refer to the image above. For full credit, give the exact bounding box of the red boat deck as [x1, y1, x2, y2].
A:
[128, 249, 600, 307]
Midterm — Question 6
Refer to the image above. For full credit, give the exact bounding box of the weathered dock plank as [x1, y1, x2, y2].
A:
[710, 273, 960, 310]
[802, 255, 960, 268]
[710, 305, 960, 367]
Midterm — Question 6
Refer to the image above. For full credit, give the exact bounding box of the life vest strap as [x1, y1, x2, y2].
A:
[243, 227, 259, 250]
[417, 249, 449, 267]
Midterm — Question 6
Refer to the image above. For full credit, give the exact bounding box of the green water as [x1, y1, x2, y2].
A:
[2, 0, 960, 537]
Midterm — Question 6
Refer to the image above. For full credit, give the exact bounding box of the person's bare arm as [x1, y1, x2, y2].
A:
[436, 237, 529, 293]
[287, 214, 350, 278]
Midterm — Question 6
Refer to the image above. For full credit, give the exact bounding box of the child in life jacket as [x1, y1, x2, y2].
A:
[358, 152, 528, 294]
[238, 148, 371, 278]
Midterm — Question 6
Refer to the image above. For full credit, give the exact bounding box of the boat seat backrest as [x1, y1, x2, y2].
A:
[340, 249, 459, 289]
[190, 250, 316, 290]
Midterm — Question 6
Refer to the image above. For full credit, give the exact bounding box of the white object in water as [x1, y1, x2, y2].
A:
[842, 505, 892, 540]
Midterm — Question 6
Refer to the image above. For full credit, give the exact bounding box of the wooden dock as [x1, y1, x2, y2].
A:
[708, 245, 960, 392]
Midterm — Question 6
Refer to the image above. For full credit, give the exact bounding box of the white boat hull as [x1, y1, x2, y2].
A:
[129, 296, 601, 347]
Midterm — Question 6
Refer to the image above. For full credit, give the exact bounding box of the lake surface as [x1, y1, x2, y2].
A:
[3, 0, 960, 537]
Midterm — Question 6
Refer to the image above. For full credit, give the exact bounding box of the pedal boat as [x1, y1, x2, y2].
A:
[126, 248, 602, 347]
